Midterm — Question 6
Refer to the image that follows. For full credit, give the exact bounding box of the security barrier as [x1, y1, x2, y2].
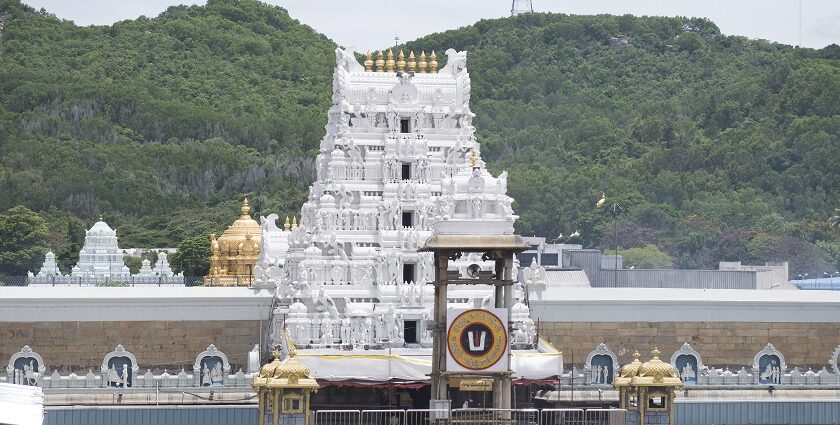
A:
[311, 408, 626, 425]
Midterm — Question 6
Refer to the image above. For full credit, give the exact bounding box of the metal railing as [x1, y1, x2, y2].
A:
[0, 275, 204, 287]
[311, 408, 627, 425]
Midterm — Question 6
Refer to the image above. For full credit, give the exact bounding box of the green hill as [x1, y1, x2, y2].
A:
[1, 0, 839, 275]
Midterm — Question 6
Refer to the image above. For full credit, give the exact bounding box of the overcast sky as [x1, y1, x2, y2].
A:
[22, 0, 840, 50]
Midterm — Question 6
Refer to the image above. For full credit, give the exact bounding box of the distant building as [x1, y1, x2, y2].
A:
[121, 247, 177, 257]
[517, 236, 581, 268]
[563, 249, 793, 290]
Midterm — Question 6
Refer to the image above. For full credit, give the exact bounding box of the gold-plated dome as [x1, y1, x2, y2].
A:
[273, 360, 311, 382]
[206, 198, 262, 285]
[638, 348, 678, 380]
[620, 351, 643, 378]
[259, 350, 283, 378]
[614, 348, 682, 389]
[253, 346, 318, 390]
[218, 198, 261, 248]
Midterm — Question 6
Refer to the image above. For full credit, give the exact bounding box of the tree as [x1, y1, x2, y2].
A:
[0, 206, 49, 275]
[170, 235, 211, 277]
[618, 244, 674, 269]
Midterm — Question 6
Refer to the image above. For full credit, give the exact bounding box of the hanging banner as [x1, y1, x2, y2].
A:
[446, 308, 509, 372]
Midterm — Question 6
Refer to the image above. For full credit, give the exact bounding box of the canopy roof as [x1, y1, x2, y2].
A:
[419, 234, 529, 252]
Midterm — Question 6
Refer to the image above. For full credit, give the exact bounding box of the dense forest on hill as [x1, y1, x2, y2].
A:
[1, 0, 839, 275]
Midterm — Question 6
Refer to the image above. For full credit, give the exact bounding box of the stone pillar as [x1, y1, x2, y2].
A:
[431, 253, 449, 402]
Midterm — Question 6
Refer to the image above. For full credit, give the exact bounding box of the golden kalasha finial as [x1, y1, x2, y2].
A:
[241, 197, 250, 215]
[429, 50, 438, 73]
[292, 216, 298, 228]
[407, 51, 416, 72]
[470, 149, 479, 168]
[651, 347, 660, 359]
[98, 214, 103, 221]
[633, 351, 641, 360]
[396, 50, 406, 72]
[284, 216, 291, 231]
[364, 51, 373, 72]
[418, 51, 427, 73]
[375, 50, 385, 72]
[386, 50, 395, 72]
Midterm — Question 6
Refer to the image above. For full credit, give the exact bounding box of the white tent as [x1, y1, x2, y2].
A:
[0, 383, 44, 425]
[295, 338, 563, 384]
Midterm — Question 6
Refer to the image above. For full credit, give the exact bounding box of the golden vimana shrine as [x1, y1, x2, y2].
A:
[206, 198, 263, 286]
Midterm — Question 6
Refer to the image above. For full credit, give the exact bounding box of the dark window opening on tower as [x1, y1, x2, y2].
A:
[404, 320, 418, 343]
[403, 263, 415, 283]
[400, 118, 410, 133]
[402, 163, 411, 180]
[402, 211, 413, 228]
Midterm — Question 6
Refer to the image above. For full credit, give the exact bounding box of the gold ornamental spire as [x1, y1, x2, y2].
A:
[407, 51, 416, 72]
[375, 50, 385, 72]
[241, 197, 250, 216]
[429, 50, 438, 73]
[470, 149, 479, 168]
[418, 51, 427, 73]
[396, 50, 406, 72]
[292, 216, 298, 228]
[284, 216, 291, 231]
[386, 50, 395, 72]
[364, 51, 373, 72]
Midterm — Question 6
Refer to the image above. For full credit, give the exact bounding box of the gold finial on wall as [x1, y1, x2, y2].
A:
[375, 50, 385, 72]
[407, 51, 416, 72]
[241, 197, 250, 216]
[429, 50, 438, 73]
[284, 216, 291, 231]
[386, 50, 395, 72]
[292, 216, 298, 228]
[364, 51, 373, 72]
[418, 51, 427, 73]
[471, 149, 479, 168]
[396, 50, 406, 72]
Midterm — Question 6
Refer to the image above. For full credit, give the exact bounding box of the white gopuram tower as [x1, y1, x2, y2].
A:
[256, 48, 540, 360]
[70, 218, 130, 281]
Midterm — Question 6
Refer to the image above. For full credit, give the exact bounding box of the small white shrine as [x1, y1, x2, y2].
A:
[152, 252, 175, 277]
[70, 218, 130, 279]
[30, 251, 60, 280]
[29, 219, 182, 286]
[253, 48, 560, 385]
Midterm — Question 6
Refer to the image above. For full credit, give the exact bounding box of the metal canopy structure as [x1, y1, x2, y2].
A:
[422, 231, 528, 414]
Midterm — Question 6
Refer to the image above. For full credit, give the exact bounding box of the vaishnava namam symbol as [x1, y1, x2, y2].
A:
[468, 330, 486, 351]
[447, 309, 507, 370]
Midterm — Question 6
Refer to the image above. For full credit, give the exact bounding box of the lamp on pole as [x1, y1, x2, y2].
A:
[597, 193, 624, 287]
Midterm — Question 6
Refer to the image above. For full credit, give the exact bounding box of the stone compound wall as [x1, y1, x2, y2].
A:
[540, 321, 839, 368]
[0, 320, 262, 372]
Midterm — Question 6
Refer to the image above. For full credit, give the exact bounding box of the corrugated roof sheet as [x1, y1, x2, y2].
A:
[544, 270, 591, 287]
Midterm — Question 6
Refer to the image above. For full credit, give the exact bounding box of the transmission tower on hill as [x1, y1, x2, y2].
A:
[510, 0, 534, 16]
